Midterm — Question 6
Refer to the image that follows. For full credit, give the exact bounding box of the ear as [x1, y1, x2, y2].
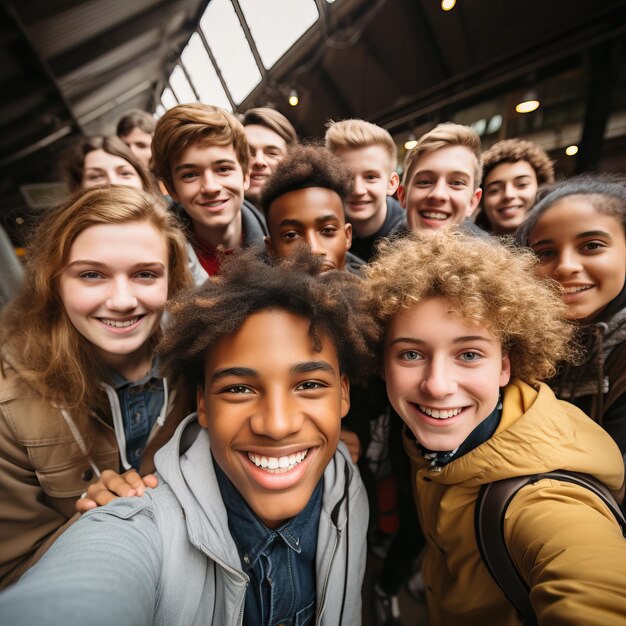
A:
[197, 386, 208, 429]
[499, 353, 512, 388]
[264, 235, 276, 257]
[398, 184, 406, 207]
[387, 171, 400, 196]
[344, 222, 352, 250]
[167, 180, 179, 202]
[340, 373, 350, 419]
[242, 169, 250, 192]
[466, 187, 482, 217]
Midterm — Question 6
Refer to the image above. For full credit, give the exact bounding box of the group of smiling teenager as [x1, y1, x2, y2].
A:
[0, 102, 625, 626]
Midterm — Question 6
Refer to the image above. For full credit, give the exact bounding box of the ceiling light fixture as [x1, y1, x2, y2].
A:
[288, 88, 299, 107]
[404, 133, 417, 150]
[565, 145, 579, 156]
[441, 0, 456, 10]
[515, 89, 540, 114]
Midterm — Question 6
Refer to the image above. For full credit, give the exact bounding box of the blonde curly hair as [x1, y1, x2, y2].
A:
[364, 229, 575, 382]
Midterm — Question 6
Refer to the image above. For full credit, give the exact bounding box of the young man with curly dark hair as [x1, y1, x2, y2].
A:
[0, 249, 379, 626]
[260, 144, 365, 273]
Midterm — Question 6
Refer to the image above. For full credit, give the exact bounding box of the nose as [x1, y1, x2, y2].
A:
[251, 149, 268, 169]
[553, 250, 583, 278]
[200, 170, 221, 194]
[352, 176, 366, 196]
[304, 232, 326, 258]
[503, 182, 516, 199]
[251, 388, 303, 440]
[420, 357, 457, 399]
[106, 278, 138, 311]
[428, 177, 449, 201]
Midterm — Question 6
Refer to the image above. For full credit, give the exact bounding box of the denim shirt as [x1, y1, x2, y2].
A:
[106, 364, 164, 471]
[214, 460, 321, 626]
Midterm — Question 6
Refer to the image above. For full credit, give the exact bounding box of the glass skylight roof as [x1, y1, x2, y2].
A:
[159, 0, 341, 112]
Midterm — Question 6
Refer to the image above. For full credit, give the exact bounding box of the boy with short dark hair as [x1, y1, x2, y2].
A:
[400, 123, 483, 236]
[152, 103, 267, 281]
[325, 119, 403, 262]
[242, 107, 297, 206]
[261, 144, 364, 274]
[0, 249, 379, 626]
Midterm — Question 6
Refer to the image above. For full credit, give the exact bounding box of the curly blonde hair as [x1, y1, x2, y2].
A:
[364, 230, 575, 382]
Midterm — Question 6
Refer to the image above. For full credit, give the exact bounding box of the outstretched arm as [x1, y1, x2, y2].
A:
[0, 498, 162, 626]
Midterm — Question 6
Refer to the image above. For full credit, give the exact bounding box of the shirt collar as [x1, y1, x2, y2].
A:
[104, 357, 161, 390]
[214, 457, 323, 571]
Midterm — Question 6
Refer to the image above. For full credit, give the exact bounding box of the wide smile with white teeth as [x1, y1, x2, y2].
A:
[420, 211, 449, 221]
[202, 200, 227, 207]
[247, 449, 309, 473]
[563, 285, 592, 294]
[100, 317, 141, 328]
[419, 405, 463, 419]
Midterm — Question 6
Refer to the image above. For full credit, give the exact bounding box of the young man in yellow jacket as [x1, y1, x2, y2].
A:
[365, 229, 626, 626]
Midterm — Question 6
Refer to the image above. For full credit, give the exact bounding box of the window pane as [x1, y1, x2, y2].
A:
[155, 104, 165, 118]
[200, 0, 261, 104]
[169, 65, 197, 104]
[161, 87, 178, 110]
[181, 32, 232, 111]
[239, 0, 318, 69]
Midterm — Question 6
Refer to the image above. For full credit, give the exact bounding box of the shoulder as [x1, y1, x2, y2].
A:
[241, 200, 269, 241]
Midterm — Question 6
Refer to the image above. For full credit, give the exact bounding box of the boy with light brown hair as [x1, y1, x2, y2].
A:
[400, 122, 483, 236]
[152, 103, 267, 281]
[325, 119, 403, 261]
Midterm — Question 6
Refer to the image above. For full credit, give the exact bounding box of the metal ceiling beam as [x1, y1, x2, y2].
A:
[196, 27, 236, 111]
[48, 0, 187, 78]
[4, 3, 83, 134]
[230, 0, 267, 82]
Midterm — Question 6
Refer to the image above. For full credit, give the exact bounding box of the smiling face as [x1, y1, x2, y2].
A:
[384, 297, 510, 451]
[82, 149, 144, 191]
[198, 309, 349, 529]
[244, 125, 288, 202]
[58, 221, 169, 380]
[529, 197, 626, 321]
[335, 145, 399, 236]
[400, 145, 481, 235]
[483, 161, 538, 234]
[265, 187, 352, 272]
[120, 127, 154, 170]
[169, 142, 249, 242]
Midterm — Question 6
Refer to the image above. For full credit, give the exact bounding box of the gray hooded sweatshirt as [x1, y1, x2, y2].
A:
[0, 414, 368, 626]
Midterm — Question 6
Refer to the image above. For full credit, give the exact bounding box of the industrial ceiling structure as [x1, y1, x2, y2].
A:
[1, 0, 625, 244]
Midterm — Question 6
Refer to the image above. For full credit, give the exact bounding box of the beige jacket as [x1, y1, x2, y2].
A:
[0, 365, 192, 588]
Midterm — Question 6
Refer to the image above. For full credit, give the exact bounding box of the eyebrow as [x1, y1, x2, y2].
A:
[530, 230, 613, 247]
[278, 215, 341, 228]
[389, 335, 494, 346]
[210, 361, 336, 381]
[173, 159, 237, 172]
[65, 261, 166, 270]
[414, 169, 471, 179]
[486, 175, 532, 188]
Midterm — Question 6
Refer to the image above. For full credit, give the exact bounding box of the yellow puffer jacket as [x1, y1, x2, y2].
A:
[405, 379, 626, 626]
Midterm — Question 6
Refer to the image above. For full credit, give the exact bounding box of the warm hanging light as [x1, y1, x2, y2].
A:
[565, 145, 579, 156]
[515, 89, 540, 114]
[404, 132, 417, 150]
[441, 0, 456, 10]
[288, 88, 299, 107]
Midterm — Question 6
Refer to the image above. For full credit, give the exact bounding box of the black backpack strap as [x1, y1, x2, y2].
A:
[475, 471, 626, 626]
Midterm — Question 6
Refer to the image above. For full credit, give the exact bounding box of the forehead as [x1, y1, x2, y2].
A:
[485, 160, 537, 185]
[244, 124, 287, 150]
[203, 309, 339, 375]
[84, 149, 134, 170]
[67, 220, 167, 261]
[335, 144, 393, 173]
[172, 141, 241, 167]
[531, 196, 626, 239]
[270, 187, 345, 225]
[121, 127, 153, 143]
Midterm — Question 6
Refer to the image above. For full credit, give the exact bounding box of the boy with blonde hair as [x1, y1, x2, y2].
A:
[152, 103, 267, 281]
[400, 122, 483, 235]
[326, 119, 403, 261]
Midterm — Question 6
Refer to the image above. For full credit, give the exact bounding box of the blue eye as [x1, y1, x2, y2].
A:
[400, 350, 421, 361]
[79, 271, 103, 280]
[460, 351, 481, 362]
